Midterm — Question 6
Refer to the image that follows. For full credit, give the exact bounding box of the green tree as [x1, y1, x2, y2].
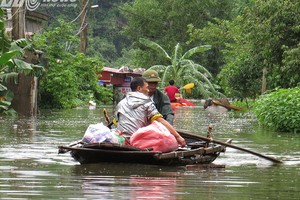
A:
[140, 38, 223, 98]
[0, 9, 43, 114]
[33, 20, 112, 108]
[238, 0, 300, 90]
[121, 0, 238, 69]
[38, 0, 133, 66]
[222, 0, 300, 97]
[187, 0, 300, 98]
[216, 18, 262, 98]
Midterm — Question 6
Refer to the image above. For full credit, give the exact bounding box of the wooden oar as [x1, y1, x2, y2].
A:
[103, 108, 111, 125]
[182, 83, 195, 95]
[178, 130, 283, 164]
[103, 108, 114, 128]
[212, 100, 246, 111]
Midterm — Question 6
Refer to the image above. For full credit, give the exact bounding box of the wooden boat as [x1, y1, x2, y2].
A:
[170, 102, 188, 107]
[58, 132, 230, 166]
[170, 98, 196, 107]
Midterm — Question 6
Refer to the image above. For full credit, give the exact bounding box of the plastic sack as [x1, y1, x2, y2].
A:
[110, 129, 125, 145]
[130, 121, 178, 152]
[82, 123, 118, 144]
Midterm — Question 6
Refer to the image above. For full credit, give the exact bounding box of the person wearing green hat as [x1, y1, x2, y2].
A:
[142, 70, 174, 125]
[115, 77, 186, 148]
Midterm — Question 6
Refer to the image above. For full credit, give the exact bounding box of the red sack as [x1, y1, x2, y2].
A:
[130, 121, 178, 152]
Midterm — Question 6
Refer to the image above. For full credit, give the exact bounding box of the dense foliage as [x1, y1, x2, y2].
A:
[188, 0, 300, 98]
[37, 0, 300, 100]
[121, 0, 238, 69]
[21, 0, 299, 133]
[139, 38, 223, 98]
[33, 20, 112, 109]
[0, 9, 44, 115]
[253, 87, 300, 132]
[38, 0, 132, 66]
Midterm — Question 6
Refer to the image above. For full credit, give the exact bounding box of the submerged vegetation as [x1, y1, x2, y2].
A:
[253, 87, 300, 132]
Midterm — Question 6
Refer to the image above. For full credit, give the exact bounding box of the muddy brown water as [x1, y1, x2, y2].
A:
[0, 106, 299, 199]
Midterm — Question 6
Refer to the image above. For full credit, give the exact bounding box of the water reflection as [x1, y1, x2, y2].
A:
[79, 175, 180, 200]
[71, 163, 185, 176]
[72, 163, 184, 199]
[128, 176, 180, 200]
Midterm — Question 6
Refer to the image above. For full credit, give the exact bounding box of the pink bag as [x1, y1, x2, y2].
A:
[130, 121, 178, 152]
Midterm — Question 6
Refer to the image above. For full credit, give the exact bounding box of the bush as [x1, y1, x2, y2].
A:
[34, 20, 113, 109]
[253, 87, 300, 132]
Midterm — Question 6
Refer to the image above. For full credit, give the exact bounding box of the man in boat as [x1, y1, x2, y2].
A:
[164, 79, 180, 103]
[115, 77, 186, 147]
[142, 70, 174, 125]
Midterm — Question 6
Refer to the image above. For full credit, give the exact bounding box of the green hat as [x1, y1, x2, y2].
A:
[142, 70, 161, 82]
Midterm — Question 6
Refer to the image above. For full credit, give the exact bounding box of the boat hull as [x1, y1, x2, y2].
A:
[59, 142, 225, 166]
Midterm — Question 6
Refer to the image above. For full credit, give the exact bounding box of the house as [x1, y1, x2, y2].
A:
[4, 9, 48, 39]
[98, 67, 145, 103]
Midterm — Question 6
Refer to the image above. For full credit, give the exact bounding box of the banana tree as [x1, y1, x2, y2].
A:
[0, 9, 43, 114]
[139, 38, 223, 98]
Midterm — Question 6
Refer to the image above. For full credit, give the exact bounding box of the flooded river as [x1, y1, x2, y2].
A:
[0, 106, 299, 199]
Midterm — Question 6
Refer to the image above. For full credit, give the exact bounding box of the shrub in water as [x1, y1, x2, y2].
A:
[253, 87, 300, 132]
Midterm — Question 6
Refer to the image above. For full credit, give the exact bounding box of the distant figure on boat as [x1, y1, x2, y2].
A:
[164, 80, 180, 102]
[163, 80, 196, 107]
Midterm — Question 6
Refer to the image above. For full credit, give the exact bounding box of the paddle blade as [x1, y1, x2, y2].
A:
[183, 83, 195, 90]
[212, 100, 246, 111]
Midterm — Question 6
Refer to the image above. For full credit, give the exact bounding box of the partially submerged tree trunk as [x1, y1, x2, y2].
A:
[10, 5, 38, 116]
[7, 74, 38, 116]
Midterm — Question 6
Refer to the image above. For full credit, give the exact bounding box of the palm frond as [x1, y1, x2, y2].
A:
[142, 39, 221, 98]
[14, 38, 32, 49]
[0, 72, 18, 84]
[161, 65, 173, 87]
[0, 101, 10, 110]
[139, 38, 171, 61]
[13, 59, 33, 74]
[172, 43, 181, 66]
[0, 83, 7, 91]
[193, 80, 211, 98]
[215, 91, 226, 98]
[31, 64, 45, 77]
[0, 30, 11, 54]
[190, 63, 213, 79]
[182, 45, 211, 59]
[0, 50, 19, 65]
[195, 71, 216, 92]
[9, 39, 32, 55]
[149, 65, 167, 72]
